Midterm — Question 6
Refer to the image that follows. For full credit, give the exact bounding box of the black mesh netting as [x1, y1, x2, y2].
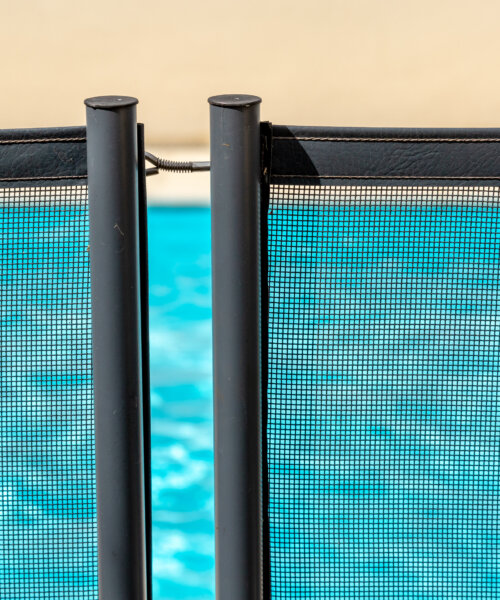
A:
[0, 185, 97, 599]
[267, 184, 500, 599]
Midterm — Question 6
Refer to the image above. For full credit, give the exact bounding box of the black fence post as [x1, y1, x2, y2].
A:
[85, 95, 147, 600]
[208, 94, 263, 600]
[136, 122, 153, 600]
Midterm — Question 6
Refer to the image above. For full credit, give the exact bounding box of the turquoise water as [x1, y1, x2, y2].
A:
[266, 193, 500, 598]
[2, 198, 499, 599]
[145, 202, 500, 598]
[0, 200, 214, 600]
[148, 207, 214, 600]
[0, 194, 96, 599]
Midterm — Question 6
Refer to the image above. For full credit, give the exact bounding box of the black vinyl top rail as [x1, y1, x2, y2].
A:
[270, 125, 500, 185]
[0, 127, 87, 185]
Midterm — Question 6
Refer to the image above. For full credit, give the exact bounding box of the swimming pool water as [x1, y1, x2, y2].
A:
[148, 207, 214, 600]
[266, 192, 500, 598]
[2, 200, 498, 599]
[150, 201, 500, 598]
[0, 202, 213, 600]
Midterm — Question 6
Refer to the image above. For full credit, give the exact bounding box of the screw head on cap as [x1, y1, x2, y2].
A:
[84, 96, 139, 109]
[208, 94, 262, 108]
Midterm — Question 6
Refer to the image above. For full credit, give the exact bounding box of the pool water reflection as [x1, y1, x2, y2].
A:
[148, 207, 214, 600]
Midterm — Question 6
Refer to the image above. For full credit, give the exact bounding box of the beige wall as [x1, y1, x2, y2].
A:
[2, 0, 500, 145]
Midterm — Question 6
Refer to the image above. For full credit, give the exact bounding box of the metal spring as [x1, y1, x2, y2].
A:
[145, 151, 210, 174]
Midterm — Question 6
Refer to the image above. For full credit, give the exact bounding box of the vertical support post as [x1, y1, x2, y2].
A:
[136, 123, 153, 600]
[208, 94, 263, 600]
[85, 95, 147, 600]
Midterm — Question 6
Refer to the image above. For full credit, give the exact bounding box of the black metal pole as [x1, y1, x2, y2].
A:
[208, 94, 263, 600]
[85, 95, 147, 600]
[137, 122, 153, 600]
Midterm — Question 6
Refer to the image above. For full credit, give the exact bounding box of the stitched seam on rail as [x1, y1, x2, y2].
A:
[272, 174, 500, 180]
[273, 137, 500, 143]
[0, 175, 87, 182]
[0, 138, 86, 145]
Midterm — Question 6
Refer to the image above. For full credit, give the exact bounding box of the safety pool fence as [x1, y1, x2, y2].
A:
[1, 93, 499, 600]
[0, 99, 151, 600]
[209, 95, 500, 600]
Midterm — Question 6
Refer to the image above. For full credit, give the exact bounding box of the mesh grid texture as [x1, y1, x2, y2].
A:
[0, 186, 97, 599]
[267, 184, 500, 599]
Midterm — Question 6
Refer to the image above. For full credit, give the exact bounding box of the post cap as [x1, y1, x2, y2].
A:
[84, 95, 138, 109]
[208, 94, 262, 108]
